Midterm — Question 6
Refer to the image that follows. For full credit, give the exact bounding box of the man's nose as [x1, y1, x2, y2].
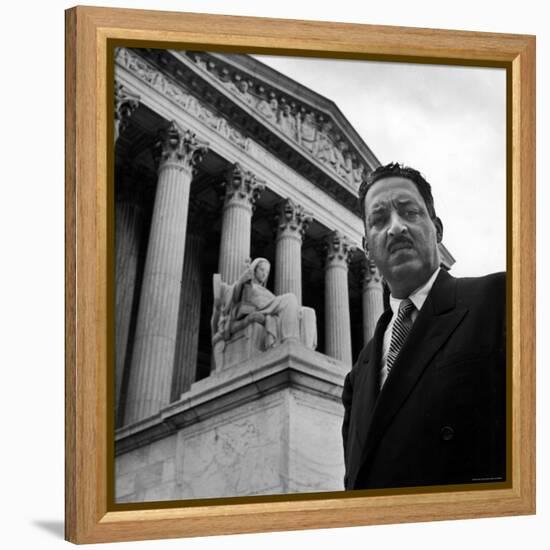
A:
[387, 211, 407, 236]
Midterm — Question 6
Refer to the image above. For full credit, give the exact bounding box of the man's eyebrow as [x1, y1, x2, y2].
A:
[368, 203, 388, 213]
[396, 198, 419, 206]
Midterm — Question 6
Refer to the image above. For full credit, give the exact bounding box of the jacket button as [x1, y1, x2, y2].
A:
[440, 426, 455, 441]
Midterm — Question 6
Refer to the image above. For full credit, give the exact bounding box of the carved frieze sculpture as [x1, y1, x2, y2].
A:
[117, 48, 370, 190]
[186, 51, 368, 188]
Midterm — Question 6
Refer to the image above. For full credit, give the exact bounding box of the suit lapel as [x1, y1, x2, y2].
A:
[347, 309, 391, 484]
[356, 270, 468, 478]
[352, 309, 392, 435]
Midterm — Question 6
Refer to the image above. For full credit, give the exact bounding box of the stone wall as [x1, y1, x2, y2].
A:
[115, 340, 347, 502]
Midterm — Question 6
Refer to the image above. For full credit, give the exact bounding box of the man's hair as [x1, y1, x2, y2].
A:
[358, 162, 438, 222]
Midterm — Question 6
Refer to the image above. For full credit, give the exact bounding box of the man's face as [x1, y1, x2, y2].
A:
[254, 262, 270, 284]
[363, 176, 442, 297]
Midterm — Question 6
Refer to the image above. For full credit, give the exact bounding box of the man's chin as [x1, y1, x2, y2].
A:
[386, 258, 422, 280]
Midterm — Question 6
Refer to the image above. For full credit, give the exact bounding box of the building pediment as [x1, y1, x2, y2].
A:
[123, 48, 380, 215]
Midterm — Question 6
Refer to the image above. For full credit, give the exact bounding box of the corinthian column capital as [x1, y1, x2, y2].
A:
[362, 256, 383, 289]
[325, 231, 355, 269]
[153, 121, 209, 174]
[275, 198, 313, 241]
[222, 163, 265, 209]
[115, 83, 140, 140]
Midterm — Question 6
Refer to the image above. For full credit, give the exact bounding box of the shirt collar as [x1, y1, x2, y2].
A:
[389, 267, 441, 315]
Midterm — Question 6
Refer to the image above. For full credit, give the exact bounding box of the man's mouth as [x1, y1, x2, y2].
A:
[389, 241, 414, 254]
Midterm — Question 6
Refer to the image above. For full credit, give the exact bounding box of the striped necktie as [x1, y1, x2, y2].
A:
[386, 298, 416, 374]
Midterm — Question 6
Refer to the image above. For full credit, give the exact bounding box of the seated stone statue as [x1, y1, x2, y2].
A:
[211, 258, 317, 371]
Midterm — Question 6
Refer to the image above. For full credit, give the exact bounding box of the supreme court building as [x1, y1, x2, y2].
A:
[114, 47, 454, 502]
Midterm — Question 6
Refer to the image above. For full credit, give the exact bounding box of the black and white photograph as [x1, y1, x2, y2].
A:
[5, 0, 548, 548]
[113, 47, 506, 503]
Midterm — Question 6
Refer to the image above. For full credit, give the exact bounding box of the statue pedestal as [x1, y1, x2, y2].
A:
[115, 340, 348, 502]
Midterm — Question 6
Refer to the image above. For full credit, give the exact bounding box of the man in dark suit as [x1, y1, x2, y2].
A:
[342, 163, 506, 490]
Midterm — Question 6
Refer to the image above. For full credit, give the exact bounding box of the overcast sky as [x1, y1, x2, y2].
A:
[253, 54, 506, 277]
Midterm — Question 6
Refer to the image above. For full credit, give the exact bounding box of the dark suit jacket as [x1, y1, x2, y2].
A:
[342, 269, 506, 490]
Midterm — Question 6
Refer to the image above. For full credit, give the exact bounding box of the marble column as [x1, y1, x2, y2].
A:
[361, 256, 384, 345]
[274, 198, 312, 304]
[114, 171, 145, 421]
[115, 83, 139, 143]
[124, 121, 208, 425]
[324, 231, 354, 365]
[171, 203, 205, 401]
[218, 163, 265, 284]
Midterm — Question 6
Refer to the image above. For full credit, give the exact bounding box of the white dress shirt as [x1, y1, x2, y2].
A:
[379, 267, 441, 389]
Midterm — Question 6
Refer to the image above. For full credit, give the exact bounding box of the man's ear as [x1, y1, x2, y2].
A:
[434, 217, 444, 243]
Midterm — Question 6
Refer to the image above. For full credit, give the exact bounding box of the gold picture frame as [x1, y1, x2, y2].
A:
[65, 5, 535, 544]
